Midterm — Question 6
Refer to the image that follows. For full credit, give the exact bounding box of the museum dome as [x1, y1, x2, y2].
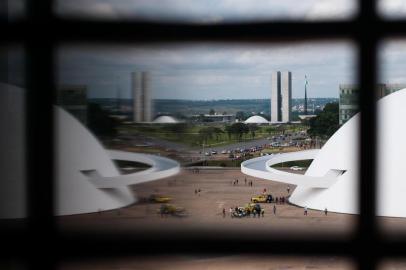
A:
[152, 115, 179, 123]
[244, 115, 269, 124]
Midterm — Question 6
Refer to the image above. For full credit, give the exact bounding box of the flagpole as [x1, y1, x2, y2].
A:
[305, 76, 308, 115]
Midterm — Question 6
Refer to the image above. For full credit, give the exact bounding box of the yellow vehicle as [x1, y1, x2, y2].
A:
[158, 204, 187, 217]
[149, 194, 172, 203]
[250, 194, 273, 203]
[244, 203, 261, 213]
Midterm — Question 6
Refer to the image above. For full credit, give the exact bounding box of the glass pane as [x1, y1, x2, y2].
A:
[0, 45, 27, 223]
[55, 0, 358, 22]
[379, 0, 406, 19]
[378, 39, 406, 234]
[60, 256, 355, 270]
[1, 0, 25, 21]
[56, 41, 357, 238]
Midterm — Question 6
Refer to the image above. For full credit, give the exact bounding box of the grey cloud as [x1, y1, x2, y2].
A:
[55, 0, 357, 22]
[58, 41, 356, 99]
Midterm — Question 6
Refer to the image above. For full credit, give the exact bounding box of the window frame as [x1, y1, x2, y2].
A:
[3, 0, 405, 269]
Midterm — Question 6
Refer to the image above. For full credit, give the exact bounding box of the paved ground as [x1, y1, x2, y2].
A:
[58, 169, 356, 236]
[61, 255, 355, 270]
[380, 260, 406, 270]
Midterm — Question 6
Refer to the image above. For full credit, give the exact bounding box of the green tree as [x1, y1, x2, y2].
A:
[199, 127, 214, 144]
[307, 102, 339, 138]
[225, 125, 233, 140]
[229, 122, 249, 141]
[265, 126, 275, 135]
[163, 123, 188, 139]
[212, 127, 224, 141]
[209, 109, 215, 115]
[248, 124, 259, 139]
[235, 111, 246, 121]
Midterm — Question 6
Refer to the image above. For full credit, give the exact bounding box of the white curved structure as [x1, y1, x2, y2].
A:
[56, 107, 181, 215]
[377, 89, 406, 217]
[242, 101, 359, 214]
[244, 115, 269, 124]
[0, 83, 180, 218]
[153, 115, 179, 124]
[242, 88, 406, 217]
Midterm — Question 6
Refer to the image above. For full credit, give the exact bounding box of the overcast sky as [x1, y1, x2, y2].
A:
[6, 0, 406, 21]
[6, 1, 406, 100]
[58, 42, 358, 99]
[55, 0, 357, 22]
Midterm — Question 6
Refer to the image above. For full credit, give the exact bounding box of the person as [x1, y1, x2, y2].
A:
[263, 188, 266, 194]
[287, 185, 290, 194]
[195, 189, 197, 195]
[245, 178, 247, 185]
[246, 208, 251, 217]
[222, 208, 226, 218]
[304, 206, 308, 216]
[273, 205, 276, 215]
[253, 210, 256, 218]
[229, 207, 233, 217]
[324, 208, 328, 216]
[236, 179, 238, 185]
[275, 197, 279, 204]
[261, 208, 265, 217]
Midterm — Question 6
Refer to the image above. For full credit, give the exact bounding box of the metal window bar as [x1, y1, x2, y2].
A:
[3, 0, 406, 269]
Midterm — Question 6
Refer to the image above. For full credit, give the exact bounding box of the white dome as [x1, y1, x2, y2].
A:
[378, 88, 406, 217]
[153, 115, 178, 123]
[241, 88, 406, 217]
[55, 107, 135, 215]
[0, 84, 180, 218]
[244, 115, 269, 124]
[56, 108, 180, 215]
[289, 112, 359, 214]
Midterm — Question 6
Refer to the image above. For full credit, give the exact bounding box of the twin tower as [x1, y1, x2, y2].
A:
[271, 71, 292, 123]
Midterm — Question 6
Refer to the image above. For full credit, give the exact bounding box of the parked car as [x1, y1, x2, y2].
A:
[251, 194, 273, 203]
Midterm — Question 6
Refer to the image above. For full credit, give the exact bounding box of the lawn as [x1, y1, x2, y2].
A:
[119, 123, 307, 148]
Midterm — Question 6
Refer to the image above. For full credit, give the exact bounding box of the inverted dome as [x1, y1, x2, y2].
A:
[153, 115, 179, 123]
[244, 115, 269, 124]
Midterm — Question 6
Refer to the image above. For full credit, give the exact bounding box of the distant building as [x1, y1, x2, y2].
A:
[271, 71, 292, 123]
[339, 83, 406, 125]
[132, 71, 153, 122]
[57, 85, 87, 124]
[192, 114, 235, 123]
